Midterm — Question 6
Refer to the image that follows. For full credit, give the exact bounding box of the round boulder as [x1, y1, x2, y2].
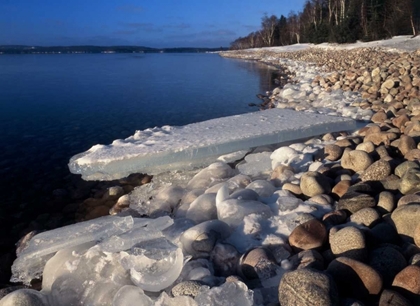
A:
[350, 207, 381, 227]
[369, 246, 407, 286]
[360, 159, 392, 181]
[392, 265, 420, 303]
[324, 144, 344, 161]
[330, 226, 367, 261]
[300, 171, 332, 197]
[341, 150, 373, 172]
[327, 257, 383, 300]
[288, 219, 327, 252]
[391, 204, 420, 242]
[278, 268, 339, 306]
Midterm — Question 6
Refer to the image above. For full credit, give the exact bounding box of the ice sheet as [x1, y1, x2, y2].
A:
[69, 109, 355, 180]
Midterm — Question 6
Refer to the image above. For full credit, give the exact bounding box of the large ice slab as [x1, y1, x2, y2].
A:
[69, 109, 356, 180]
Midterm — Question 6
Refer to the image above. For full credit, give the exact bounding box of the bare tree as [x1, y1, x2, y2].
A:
[260, 14, 279, 46]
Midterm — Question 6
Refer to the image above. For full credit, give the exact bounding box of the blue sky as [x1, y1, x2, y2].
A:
[0, 0, 307, 48]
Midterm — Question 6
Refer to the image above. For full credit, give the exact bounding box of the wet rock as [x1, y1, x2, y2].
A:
[278, 268, 339, 306]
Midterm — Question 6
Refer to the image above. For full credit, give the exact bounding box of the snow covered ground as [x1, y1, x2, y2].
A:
[247, 35, 420, 53]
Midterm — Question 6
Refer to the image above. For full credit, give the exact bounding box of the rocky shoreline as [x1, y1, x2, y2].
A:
[2, 45, 420, 305]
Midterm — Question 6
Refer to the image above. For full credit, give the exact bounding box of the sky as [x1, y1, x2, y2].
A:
[0, 0, 307, 48]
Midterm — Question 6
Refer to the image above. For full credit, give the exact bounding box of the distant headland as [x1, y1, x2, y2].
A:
[0, 45, 229, 55]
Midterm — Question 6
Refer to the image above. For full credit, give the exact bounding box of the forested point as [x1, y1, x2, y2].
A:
[230, 0, 420, 50]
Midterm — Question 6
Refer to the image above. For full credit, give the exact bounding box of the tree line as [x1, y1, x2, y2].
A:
[230, 0, 420, 50]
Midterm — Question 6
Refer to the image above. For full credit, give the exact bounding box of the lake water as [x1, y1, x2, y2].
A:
[0, 53, 279, 222]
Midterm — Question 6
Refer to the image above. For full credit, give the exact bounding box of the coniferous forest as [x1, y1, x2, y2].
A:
[230, 0, 420, 49]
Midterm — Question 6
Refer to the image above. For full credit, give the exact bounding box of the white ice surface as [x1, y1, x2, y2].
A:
[69, 109, 355, 180]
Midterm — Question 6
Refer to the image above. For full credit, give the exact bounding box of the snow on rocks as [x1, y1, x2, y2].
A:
[4, 38, 420, 305]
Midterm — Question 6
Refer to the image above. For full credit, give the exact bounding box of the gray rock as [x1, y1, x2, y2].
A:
[337, 191, 376, 214]
[341, 150, 373, 172]
[391, 204, 420, 242]
[171, 281, 204, 298]
[361, 160, 392, 181]
[394, 161, 419, 178]
[377, 191, 396, 214]
[399, 168, 420, 195]
[379, 289, 413, 306]
[330, 226, 367, 261]
[299, 171, 331, 197]
[0, 287, 27, 300]
[350, 208, 381, 227]
[278, 269, 339, 306]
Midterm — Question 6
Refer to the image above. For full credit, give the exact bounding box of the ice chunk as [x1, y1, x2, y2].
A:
[216, 198, 272, 228]
[120, 237, 183, 292]
[11, 215, 134, 285]
[155, 291, 197, 306]
[97, 216, 173, 253]
[237, 152, 272, 178]
[194, 281, 255, 306]
[112, 285, 154, 306]
[69, 109, 356, 180]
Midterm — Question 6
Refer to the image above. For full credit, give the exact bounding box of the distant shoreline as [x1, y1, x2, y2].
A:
[0, 45, 228, 55]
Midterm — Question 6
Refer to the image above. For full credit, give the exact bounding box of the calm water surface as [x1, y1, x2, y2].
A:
[0, 53, 279, 217]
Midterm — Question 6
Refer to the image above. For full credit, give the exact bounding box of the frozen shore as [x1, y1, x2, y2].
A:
[2, 37, 420, 305]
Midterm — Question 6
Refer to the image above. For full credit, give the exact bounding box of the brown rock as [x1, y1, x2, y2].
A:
[332, 180, 351, 198]
[324, 144, 344, 161]
[398, 135, 417, 157]
[395, 161, 419, 178]
[371, 111, 388, 123]
[289, 219, 327, 252]
[327, 257, 383, 300]
[365, 132, 398, 146]
[282, 183, 302, 195]
[405, 149, 420, 161]
[337, 191, 376, 214]
[392, 265, 420, 303]
[356, 141, 376, 153]
[392, 114, 410, 130]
